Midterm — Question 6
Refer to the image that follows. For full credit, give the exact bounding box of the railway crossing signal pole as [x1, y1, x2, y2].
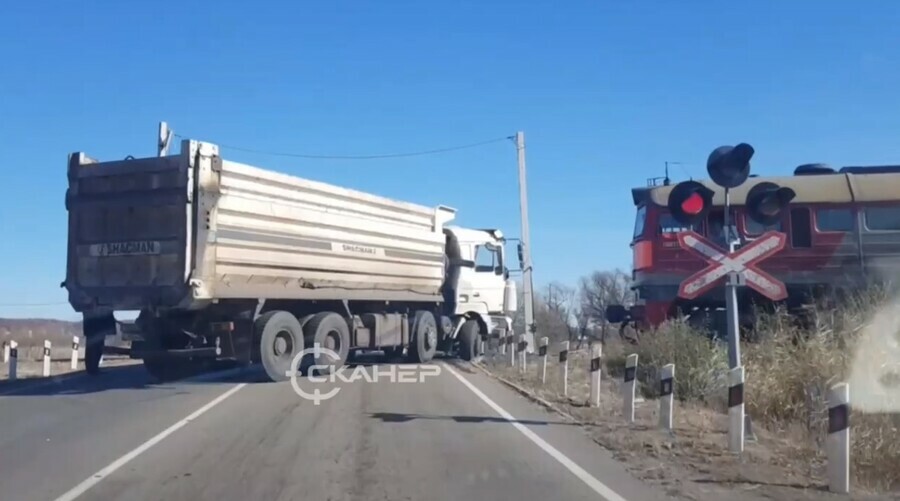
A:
[707, 144, 754, 369]
[669, 143, 795, 451]
[723, 187, 742, 368]
[669, 144, 794, 369]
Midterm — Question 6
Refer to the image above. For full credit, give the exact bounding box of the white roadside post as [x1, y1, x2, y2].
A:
[518, 334, 527, 372]
[508, 333, 516, 367]
[71, 336, 80, 370]
[827, 382, 850, 494]
[559, 341, 569, 397]
[500, 332, 507, 356]
[659, 364, 675, 431]
[589, 343, 602, 407]
[538, 337, 548, 384]
[623, 354, 638, 422]
[2, 340, 9, 363]
[9, 340, 18, 381]
[728, 366, 745, 453]
[42, 340, 52, 377]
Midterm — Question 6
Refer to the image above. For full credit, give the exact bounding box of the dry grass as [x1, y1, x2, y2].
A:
[628, 287, 900, 492]
[485, 286, 900, 494]
[484, 350, 842, 500]
[739, 288, 900, 491]
[606, 320, 730, 403]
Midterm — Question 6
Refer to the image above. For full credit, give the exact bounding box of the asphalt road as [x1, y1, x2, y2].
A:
[0, 357, 674, 501]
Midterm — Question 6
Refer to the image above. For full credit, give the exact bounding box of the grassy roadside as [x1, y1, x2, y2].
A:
[480, 288, 900, 498]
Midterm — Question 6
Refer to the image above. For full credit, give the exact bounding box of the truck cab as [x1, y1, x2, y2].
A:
[442, 227, 518, 350]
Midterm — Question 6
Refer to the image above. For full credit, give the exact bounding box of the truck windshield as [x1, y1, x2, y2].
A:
[633, 205, 647, 239]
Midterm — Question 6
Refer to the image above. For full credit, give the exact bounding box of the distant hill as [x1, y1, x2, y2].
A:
[0, 317, 136, 351]
[0, 318, 81, 347]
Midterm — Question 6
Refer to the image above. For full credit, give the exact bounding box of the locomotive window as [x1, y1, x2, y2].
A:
[790, 208, 812, 248]
[744, 215, 782, 235]
[633, 206, 647, 238]
[658, 213, 698, 234]
[864, 207, 900, 231]
[707, 211, 736, 243]
[816, 208, 854, 232]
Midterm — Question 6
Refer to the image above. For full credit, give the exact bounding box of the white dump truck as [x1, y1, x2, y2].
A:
[64, 138, 518, 381]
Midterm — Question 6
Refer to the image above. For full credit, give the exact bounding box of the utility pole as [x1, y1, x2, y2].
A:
[158, 121, 173, 157]
[515, 132, 536, 346]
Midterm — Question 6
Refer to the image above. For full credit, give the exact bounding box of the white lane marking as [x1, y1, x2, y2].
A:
[442, 363, 628, 501]
[53, 383, 247, 501]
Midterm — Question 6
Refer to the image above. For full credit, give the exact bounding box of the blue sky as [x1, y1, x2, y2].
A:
[1, 1, 899, 319]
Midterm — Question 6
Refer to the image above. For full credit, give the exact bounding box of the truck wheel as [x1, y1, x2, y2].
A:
[408, 311, 438, 363]
[458, 320, 481, 361]
[256, 311, 305, 382]
[304, 312, 350, 375]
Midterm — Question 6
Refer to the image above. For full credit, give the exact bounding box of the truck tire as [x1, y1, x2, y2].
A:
[458, 319, 481, 361]
[257, 311, 305, 382]
[408, 311, 438, 363]
[303, 312, 350, 375]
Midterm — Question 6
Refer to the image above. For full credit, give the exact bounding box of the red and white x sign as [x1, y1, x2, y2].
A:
[676, 230, 788, 301]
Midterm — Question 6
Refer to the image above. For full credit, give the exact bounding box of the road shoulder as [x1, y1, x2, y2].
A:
[442, 360, 676, 501]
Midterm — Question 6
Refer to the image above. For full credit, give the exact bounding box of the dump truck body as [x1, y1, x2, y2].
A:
[65, 139, 516, 380]
[66, 140, 455, 311]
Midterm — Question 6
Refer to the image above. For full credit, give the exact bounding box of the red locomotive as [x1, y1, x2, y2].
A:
[606, 163, 900, 337]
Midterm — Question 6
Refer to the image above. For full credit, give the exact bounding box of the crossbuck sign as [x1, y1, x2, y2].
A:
[676, 230, 788, 301]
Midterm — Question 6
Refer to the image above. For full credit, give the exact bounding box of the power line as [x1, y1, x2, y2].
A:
[173, 133, 512, 160]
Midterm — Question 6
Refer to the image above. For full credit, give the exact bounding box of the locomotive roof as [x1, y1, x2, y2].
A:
[636, 171, 900, 207]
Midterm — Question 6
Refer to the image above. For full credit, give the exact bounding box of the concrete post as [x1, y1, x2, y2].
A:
[659, 364, 675, 431]
[559, 341, 569, 397]
[827, 382, 850, 494]
[71, 336, 80, 370]
[42, 340, 52, 377]
[623, 354, 638, 422]
[728, 366, 745, 453]
[538, 337, 548, 384]
[8, 340, 18, 381]
[589, 344, 602, 407]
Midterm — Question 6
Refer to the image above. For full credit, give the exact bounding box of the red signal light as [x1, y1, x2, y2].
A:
[681, 192, 705, 215]
[668, 180, 714, 226]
